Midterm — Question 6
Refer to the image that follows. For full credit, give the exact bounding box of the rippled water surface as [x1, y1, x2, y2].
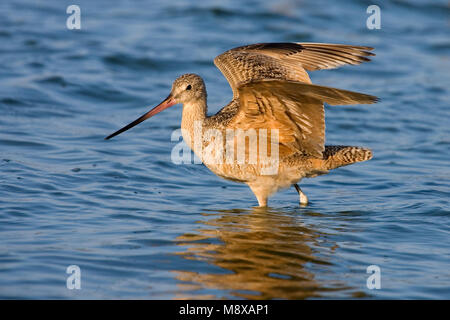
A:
[0, 0, 449, 299]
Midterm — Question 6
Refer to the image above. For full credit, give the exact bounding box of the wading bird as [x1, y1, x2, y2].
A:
[106, 43, 378, 207]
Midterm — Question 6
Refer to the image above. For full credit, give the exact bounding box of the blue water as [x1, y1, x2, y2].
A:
[0, 0, 449, 299]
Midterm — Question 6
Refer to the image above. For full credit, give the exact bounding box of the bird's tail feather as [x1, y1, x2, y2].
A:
[322, 145, 373, 170]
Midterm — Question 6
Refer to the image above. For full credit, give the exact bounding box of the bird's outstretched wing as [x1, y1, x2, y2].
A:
[228, 80, 378, 158]
[214, 42, 374, 97]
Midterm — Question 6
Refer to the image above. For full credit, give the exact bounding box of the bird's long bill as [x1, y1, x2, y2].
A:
[105, 95, 176, 140]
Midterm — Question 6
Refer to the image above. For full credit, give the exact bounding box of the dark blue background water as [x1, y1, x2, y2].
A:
[0, 0, 449, 299]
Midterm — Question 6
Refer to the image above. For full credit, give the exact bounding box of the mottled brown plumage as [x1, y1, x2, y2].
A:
[106, 42, 378, 207]
[214, 42, 375, 97]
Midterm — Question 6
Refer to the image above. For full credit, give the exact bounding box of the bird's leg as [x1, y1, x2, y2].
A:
[248, 183, 268, 207]
[255, 194, 268, 207]
[294, 184, 308, 206]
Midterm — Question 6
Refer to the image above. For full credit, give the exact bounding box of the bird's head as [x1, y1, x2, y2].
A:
[171, 73, 206, 104]
[105, 73, 205, 140]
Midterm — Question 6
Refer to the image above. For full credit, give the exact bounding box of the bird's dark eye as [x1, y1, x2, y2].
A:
[186, 85, 192, 90]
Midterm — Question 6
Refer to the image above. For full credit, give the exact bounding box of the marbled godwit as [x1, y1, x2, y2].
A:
[106, 43, 378, 207]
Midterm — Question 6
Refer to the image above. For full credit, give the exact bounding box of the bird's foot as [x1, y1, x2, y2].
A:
[299, 191, 308, 206]
[294, 184, 309, 206]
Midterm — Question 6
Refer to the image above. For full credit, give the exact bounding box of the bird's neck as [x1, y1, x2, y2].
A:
[181, 99, 207, 151]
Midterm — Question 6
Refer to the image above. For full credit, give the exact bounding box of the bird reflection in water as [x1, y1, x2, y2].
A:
[172, 207, 347, 299]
